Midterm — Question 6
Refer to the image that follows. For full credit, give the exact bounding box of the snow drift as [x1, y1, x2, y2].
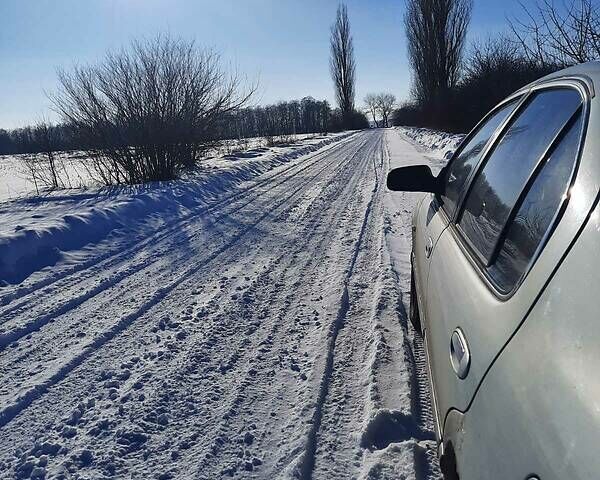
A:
[397, 126, 464, 160]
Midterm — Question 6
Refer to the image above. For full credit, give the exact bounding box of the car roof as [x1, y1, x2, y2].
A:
[525, 61, 600, 97]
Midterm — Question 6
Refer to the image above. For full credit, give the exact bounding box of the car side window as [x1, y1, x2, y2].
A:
[441, 99, 519, 216]
[488, 110, 584, 292]
[457, 88, 583, 263]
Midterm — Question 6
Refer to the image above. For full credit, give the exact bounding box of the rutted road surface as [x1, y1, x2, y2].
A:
[0, 130, 440, 479]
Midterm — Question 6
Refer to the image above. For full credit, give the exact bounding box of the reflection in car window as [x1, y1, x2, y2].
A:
[489, 111, 583, 292]
[441, 99, 519, 215]
[458, 88, 582, 262]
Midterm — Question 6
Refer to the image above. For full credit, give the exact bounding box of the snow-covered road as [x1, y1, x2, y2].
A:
[0, 129, 445, 479]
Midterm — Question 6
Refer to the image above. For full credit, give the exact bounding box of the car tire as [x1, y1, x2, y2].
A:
[440, 442, 460, 480]
[409, 267, 422, 334]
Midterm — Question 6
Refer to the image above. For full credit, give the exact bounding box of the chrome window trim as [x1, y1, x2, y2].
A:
[457, 86, 583, 267]
[446, 78, 590, 301]
[531, 72, 596, 98]
[449, 93, 530, 223]
[487, 104, 584, 269]
[440, 93, 527, 222]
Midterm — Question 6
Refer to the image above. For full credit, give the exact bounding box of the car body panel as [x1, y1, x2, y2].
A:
[410, 65, 600, 458]
[454, 203, 600, 479]
[411, 193, 448, 311]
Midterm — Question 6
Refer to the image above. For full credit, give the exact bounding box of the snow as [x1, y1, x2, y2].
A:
[0, 134, 323, 203]
[395, 127, 464, 163]
[0, 156, 33, 201]
[0, 152, 93, 202]
[0, 128, 455, 479]
[0, 133, 351, 288]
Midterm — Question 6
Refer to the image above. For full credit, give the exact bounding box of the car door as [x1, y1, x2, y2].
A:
[424, 81, 593, 427]
[412, 97, 521, 312]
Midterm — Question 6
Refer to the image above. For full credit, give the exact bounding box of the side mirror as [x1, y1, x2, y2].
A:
[387, 165, 440, 193]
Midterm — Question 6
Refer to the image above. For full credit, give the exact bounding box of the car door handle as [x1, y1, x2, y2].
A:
[425, 236, 433, 258]
[450, 328, 470, 379]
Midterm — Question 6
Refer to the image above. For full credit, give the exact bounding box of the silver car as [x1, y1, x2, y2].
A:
[387, 61, 600, 480]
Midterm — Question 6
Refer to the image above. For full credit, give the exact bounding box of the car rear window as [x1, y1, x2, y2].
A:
[488, 110, 584, 292]
[457, 88, 583, 264]
[441, 99, 519, 216]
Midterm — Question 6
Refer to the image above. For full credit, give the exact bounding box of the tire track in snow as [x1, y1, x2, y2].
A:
[0, 134, 368, 351]
[295, 133, 383, 480]
[0, 135, 370, 382]
[0, 136, 370, 394]
[0, 133, 360, 323]
[0, 133, 374, 430]
[189, 132, 385, 479]
[93, 139, 373, 476]
[307, 135, 398, 479]
[193, 240, 338, 476]
[306, 131, 438, 479]
[129, 132, 381, 477]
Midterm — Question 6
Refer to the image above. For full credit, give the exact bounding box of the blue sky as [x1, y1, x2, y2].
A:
[0, 0, 536, 129]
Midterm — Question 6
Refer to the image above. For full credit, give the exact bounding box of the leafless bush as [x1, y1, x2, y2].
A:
[32, 120, 60, 189]
[265, 135, 275, 147]
[236, 137, 250, 152]
[509, 0, 600, 67]
[466, 36, 521, 78]
[20, 121, 65, 193]
[20, 155, 42, 195]
[50, 36, 253, 185]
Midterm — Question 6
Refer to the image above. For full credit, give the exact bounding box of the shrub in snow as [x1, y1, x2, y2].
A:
[50, 36, 253, 185]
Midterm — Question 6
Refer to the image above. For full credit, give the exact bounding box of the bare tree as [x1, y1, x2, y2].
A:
[330, 4, 356, 128]
[50, 36, 254, 185]
[364, 94, 380, 127]
[376, 93, 396, 128]
[509, 0, 600, 67]
[405, 0, 472, 124]
[466, 36, 523, 79]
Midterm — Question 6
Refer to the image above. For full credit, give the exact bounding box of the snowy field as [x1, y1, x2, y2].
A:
[0, 152, 91, 202]
[0, 134, 321, 203]
[0, 128, 459, 479]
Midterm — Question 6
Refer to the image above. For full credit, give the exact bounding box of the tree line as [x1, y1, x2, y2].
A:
[0, 124, 76, 156]
[215, 97, 355, 142]
[395, 0, 600, 133]
[0, 96, 350, 156]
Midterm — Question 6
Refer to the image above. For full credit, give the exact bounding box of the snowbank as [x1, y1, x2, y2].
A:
[0, 132, 354, 285]
[396, 126, 464, 161]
